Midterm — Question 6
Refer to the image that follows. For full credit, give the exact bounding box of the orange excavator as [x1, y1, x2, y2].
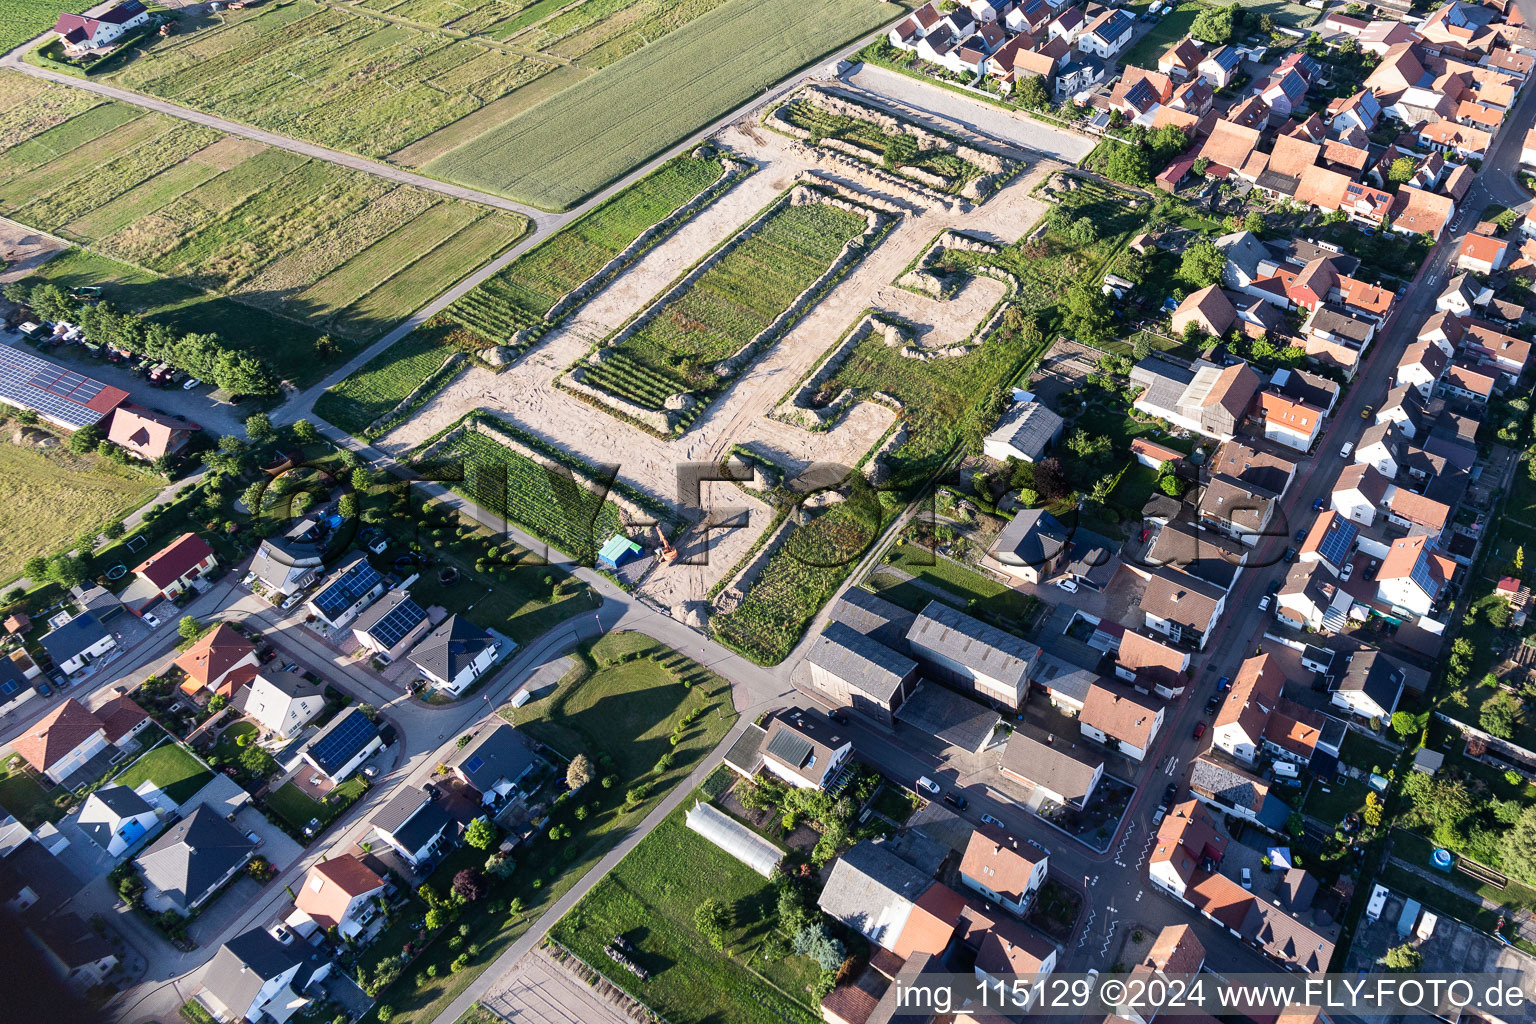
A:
[655, 524, 678, 564]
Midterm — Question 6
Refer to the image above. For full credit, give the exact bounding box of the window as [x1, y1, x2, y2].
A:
[309, 876, 324, 892]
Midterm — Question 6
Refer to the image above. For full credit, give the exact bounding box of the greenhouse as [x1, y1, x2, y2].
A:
[684, 801, 783, 877]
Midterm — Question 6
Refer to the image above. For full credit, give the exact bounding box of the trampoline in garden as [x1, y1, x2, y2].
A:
[438, 567, 459, 586]
[105, 564, 127, 581]
[125, 535, 147, 553]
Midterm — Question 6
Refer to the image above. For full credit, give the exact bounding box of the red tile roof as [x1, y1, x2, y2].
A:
[133, 532, 215, 591]
[12, 699, 103, 772]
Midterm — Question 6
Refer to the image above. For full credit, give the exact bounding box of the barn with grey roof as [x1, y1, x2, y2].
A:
[906, 601, 1039, 708]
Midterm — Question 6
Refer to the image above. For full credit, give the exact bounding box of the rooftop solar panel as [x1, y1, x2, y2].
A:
[308, 708, 379, 774]
[462, 756, 483, 774]
[1318, 519, 1356, 567]
[1410, 549, 1441, 598]
[313, 561, 383, 618]
[367, 598, 426, 648]
[1, 347, 120, 429]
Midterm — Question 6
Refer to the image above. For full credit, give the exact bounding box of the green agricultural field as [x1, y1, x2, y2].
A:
[311, 321, 473, 435]
[0, 438, 161, 583]
[0, 0, 86, 56]
[426, 0, 895, 209]
[588, 198, 867, 410]
[443, 154, 728, 342]
[0, 72, 526, 380]
[551, 783, 821, 1024]
[113, 742, 213, 806]
[777, 97, 983, 195]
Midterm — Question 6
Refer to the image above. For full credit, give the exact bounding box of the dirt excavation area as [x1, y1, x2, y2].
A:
[380, 74, 1061, 608]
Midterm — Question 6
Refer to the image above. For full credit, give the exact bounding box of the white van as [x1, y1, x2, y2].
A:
[1274, 761, 1300, 779]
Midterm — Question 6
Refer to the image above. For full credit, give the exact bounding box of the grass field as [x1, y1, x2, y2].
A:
[426, 0, 894, 209]
[0, 438, 161, 583]
[113, 742, 213, 806]
[551, 784, 821, 1024]
[265, 776, 367, 832]
[0, 0, 86, 56]
[312, 321, 470, 435]
[0, 72, 526, 382]
[366, 635, 736, 1024]
[585, 197, 867, 412]
[0, 754, 62, 829]
[873, 543, 1040, 631]
[1121, 2, 1211, 70]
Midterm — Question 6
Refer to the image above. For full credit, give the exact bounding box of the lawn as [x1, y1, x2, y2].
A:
[1391, 829, 1536, 918]
[312, 319, 477, 436]
[264, 776, 368, 833]
[1338, 730, 1396, 774]
[0, 436, 162, 583]
[1121, 2, 1211, 70]
[425, 0, 895, 209]
[359, 635, 737, 1024]
[587, 196, 869, 413]
[0, 0, 87, 54]
[0, 754, 62, 829]
[550, 783, 822, 1024]
[1301, 775, 1370, 823]
[874, 542, 1040, 633]
[0, 73, 525, 377]
[210, 721, 258, 764]
[112, 741, 213, 806]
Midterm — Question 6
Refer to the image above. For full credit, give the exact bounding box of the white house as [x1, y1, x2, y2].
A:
[300, 707, 383, 785]
[304, 555, 385, 630]
[289, 855, 386, 941]
[1376, 536, 1454, 618]
[1080, 9, 1134, 57]
[1330, 650, 1406, 720]
[1331, 463, 1391, 528]
[370, 786, 452, 871]
[760, 709, 853, 790]
[407, 615, 503, 697]
[1211, 654, 1284, 766]
[51, 0, 149, 52]
[198, 928, 326, 1024]
[12, 699, 109, 785]
[959, 824, 1048, 915]
[38, 613, 117, 678]
[78, 785, 160, 858]
[238, 673, 326, 740]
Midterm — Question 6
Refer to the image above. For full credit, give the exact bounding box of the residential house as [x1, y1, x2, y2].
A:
[1299, 511, 1360, 577]
[1331, 649, 1408, 719]
[906, 600, 1040, 708]
[982, 398, 1064, 463]
[1000, 732, 1102, 806]
[804, 622, 918, 723]
[11, 699, 110, 785]
[1389, 185, 1455, 241]
[0, 656, 34, 716]
[1437, 272, 1492, 316]
[1140, 567, 1227, 649]
[818, 840, 966, 957]
[351, 590, 432, 663]
[247, 517, 325, 599]
[1199, 45, 1241, 88]
[1328, 89, 1382, 131]
[1146, 923, 1207, 974]
[197, 927, 327, 1024]
[443, 722, 539, 805]
[1081, 9, 1133, 56]
[1441, 360, 1497, 403]
[1048, 5, 1084, 43]
[408, 615, 502, 697]
[370, 786, 452, 871]
[1054, 54, 1107, 97]
[760, 708, 854, 790]
[300, 707, 383, 786]
[988, 508, 1070, 584]
[1277, 561, 1354, 632]
[959, 823, 1048, 914]
[304, 555, 385, 630]
[104, 405, 192, 461]
[39, 612, 116, 677]
[1160, 36, 1204, 79]
[1006, 0, 1048, 33]
[1265, 698, 1335, 764]
[28, 913, 120, 991]
[78, 785, 159, 858]
[236, 672, 325, 740]
[1261, 67, 1309, 120]
[1332, 462, 1392, 527]
[1079, 680, 1164, 761]
[1149, 799, 1227, 901]
[1197, 474, 1278, 546]
[1129, 357, 1260, 442]
[175, 623, 258, 699]
[51, 0, 148, 52]
[1396, 340, 1449, 397]
[969, 910, 1058, 999]
[1255, 388, 1325, 451]
[1376, 535, 1455, 617]
[1458, 230, 1511, 274]
[1171, 285, 1237, 338]
[290, 855, 385, 941]
[1188, 754, 1293, 833]
[988, 35, 1059, 93]
[1212, 653, 1284, 766]
[136, 806, 256, 915]
[95, 693, 150, 750]
[1115, 630, 1191, 697]
[120, 532, 217, 615]
[1303, 304, 1376, 374]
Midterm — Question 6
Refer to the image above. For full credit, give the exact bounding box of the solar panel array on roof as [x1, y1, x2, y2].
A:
[366, 598, 426, 649]
[1317, 518, 1357, 567]
[1410, 548, 1441, 598]
[462, 755, 483, 774]
[312, 560, 382, 619]
[764, 729, 814, 768]
[0, 347, 125, 430]
[307, 708, 379, 775]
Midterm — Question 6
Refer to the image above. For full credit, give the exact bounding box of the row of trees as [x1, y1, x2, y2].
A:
[4, 282, 280, 396]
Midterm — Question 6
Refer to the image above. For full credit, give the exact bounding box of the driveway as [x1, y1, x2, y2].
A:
[187, 876, 265, 947]
[840, 62, 1097, 163]
[235, 805, 303, 871]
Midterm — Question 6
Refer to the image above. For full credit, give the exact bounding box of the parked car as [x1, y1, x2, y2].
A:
[1259, 594, 1272, 612]
[917, 776, 940, 795]
[1295, 529, 1307, 543]
[1217, 675, 1231, 692]
[142, 611, 161, 629]
[1312, 498, 1327, 512]
[1241, 867, 1253, 889]
[1204, 695, 1221, 715]
[980, 813, 1003, 827]
[1055, 578, 1079, 593]
[1341, 561, 1355, 582]
[182, 377, 201, 390]
[943, 791, 968, 810]
[1267, 578, 1283, 594]
[1193, 721, 1207, 739]
[1284, 546, 1298, 563]
[244, 830, 264, 848]
[36, 681, 51, 697]
[1360, 405, 1374, 420]
[1340, 441, 1354, 457]
[1162, 783, 1178, 807]
[825, 708, 849, 727]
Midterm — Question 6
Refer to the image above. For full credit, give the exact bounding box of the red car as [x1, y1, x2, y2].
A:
[1192, 721, 1207, 739]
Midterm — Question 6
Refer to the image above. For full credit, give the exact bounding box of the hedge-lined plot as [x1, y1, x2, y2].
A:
[777, 97, 984, 195]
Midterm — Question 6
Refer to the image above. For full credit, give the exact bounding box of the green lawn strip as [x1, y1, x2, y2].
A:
[1121, 1, 1211, 70]
[550, 789, 820, 1024]
[1338, 731, 1396, 773]
[1392, 829, 1536, 915]
[313, 323, 463, 434]
[0, 754, 62, 829]
[882, 543, 1039, 630]
[359, 639, 737, 1024]
[870, 785, 919, 823]
[210, 721, 258, 764]
[1300, 775, 1370, 823]
[113, 741, 213, 806]
[425, 0, 894, 209]
[1378, 861, 1507, 934]
[265, 776, 368, 832]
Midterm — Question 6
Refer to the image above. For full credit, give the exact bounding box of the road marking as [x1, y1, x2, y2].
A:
[1165, 756, 1180, 776]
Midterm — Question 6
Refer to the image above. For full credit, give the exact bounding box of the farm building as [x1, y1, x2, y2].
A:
[0, 346, 127, 431]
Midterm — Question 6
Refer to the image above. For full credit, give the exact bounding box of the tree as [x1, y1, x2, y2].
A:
[1390, 710, 1427, 740]
[239, 743, 278, 778]
[290, 419, 320, 445]
[1480, 691, 1524, 740]
[245, 413, 275, 444]
[1062, 283, 1113, 346]
[1192, 156, 1211, 177]
[41, 554, 89, 589]
[694, 898, 730, 949]
[452, 868, 486, 902]
[1242, 211, 1266, 235]
[1386, 155, 1417, 186]
[485, 852, 516, 878]
[1180, 238, 1225, 288]
[215, 351, 279, 396]
[1159, 474, 1187, 497]
[424, 906, 451, 931]
[242, 480, 269, 513]
[1191, 4, 1235, 43]
[67, 424, 103, 456]
[567, 753, 593, 790]
[1383, 944, 1422, 972]
[315, 334, 342, 361]
[1362, 791, 1383, 827]
[178, 616, 203, 643]
[465, 817, 497, 850]
[1102, 142, 1152, 187]
[1503, 806, 1536, 885]
[792, 923, 846, 972]
[1017, 74, 1049, 110]
[103, 519, 126, 540]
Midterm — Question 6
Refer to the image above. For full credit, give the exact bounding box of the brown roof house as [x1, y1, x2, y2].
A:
[288, 854, 386, 941]
[105, 405, 193, 462]
[1212, 653, 1285, 766]
[1114, 629, 1191, 698]
[999, 732, 1103, 807]
[121, 532, 217, 615]
[958, 822, 1049, 915]
[11, 698, 121, 786]
[1170, 285, 1237, 338]
[1140, 567, 1227, 649]
[1079, 680, 1165, 761]
[818, 840, 967, 959]
[176, 623, 259, 699]
[1129, 357, 1260, 442]
[760, 708, 854, 791]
